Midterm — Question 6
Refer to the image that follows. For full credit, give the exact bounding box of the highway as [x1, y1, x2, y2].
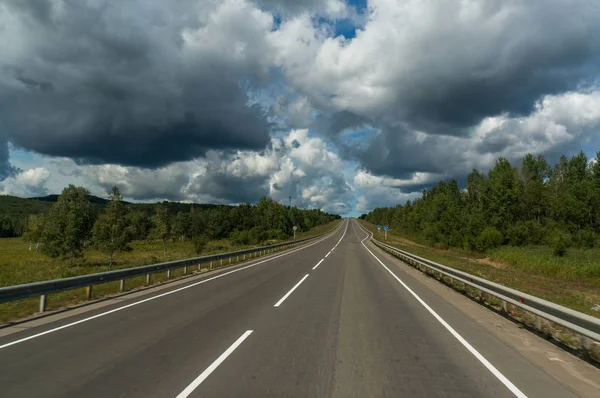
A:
[0, 219, 597, 397]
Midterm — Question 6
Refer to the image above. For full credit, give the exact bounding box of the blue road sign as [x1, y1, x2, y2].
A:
[384, 225, 389, 231]
[377, 225, 381, 229]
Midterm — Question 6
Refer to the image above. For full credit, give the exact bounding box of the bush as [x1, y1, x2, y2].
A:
[192, 235, 209, 255]
[266, 229, 288, 241]
[477, 227, 504, 251]
[248, 226, 266, 245]
[447, 231, 463, 248]
[573, 229, 596, 248]
[548, 230, 570, 257]
[229, 230, 249, 246]
[507, 221, 544, 246]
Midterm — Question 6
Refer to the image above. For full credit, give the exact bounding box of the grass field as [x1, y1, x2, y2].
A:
[358, 220, 600, 318]
[0, 219, 341, 323]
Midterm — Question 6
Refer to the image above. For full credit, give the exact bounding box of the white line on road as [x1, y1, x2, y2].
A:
[358, 223, 527, 398]
[0, 221, 347, 351]
[274, 274, 309, 307]
[325, 252, 331, 258]
[176, 330, 253, 398]
[312, 259, 325, 270]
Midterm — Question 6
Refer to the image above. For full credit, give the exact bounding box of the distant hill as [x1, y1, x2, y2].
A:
[1, 194, 228, 218]
[30, 194, 114, 207]
[27, 194, 226, 213]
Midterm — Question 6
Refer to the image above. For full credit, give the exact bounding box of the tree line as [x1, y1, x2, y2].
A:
[18, 185, 340, 266]
[362, 151, 600, 256]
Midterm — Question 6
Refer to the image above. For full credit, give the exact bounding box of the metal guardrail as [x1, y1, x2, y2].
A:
[0, 222, 343, 313]
[357, 223, 600, 354]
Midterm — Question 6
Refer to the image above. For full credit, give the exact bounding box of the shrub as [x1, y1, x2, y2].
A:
[229, 230, 249, 246]
[507, 221, 544, 246]
[573, 229, 596, 248]
[248, 226, 266, 245]
[548, 230, 570, 257]
[553, 240, 567, 257]
[192, 235, 209, 255]
[477, 227, 504, 251]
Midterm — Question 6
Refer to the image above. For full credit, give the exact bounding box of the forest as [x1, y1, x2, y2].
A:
[362, 151, 600, 256]
[1, 185, 339, 266]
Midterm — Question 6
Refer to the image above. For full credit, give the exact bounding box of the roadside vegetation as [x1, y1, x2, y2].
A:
[362, 152, 600, 256]
[358, 151, 600, 317]
[0, 186, 340, 322]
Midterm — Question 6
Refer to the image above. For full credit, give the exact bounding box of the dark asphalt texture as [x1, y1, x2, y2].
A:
[0, 219, 582, 397]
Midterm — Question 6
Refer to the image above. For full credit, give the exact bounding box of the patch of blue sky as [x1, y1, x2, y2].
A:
[7, 144, 41, 169]
[347, 0, 368, 14]
[339, 128, 377, 150]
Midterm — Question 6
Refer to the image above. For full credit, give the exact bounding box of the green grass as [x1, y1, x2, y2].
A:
[358, 220, 600, 318]
[0, 219, 341, 323]
[490, 246, 600, 280]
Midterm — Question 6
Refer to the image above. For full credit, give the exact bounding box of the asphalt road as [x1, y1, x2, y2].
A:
[0, 219, 592, 397]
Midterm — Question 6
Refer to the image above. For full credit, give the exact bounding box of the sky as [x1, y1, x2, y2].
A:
[1, 0, 600, 217]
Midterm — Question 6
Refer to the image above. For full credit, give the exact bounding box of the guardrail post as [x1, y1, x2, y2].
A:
[229, 257, 232, 264]
[167, 269, 171, 279]
[210, 261, 213, 270]
[244, 254, 246, 260]
[183, 266, 187, 275]
[146, 274, 151, 285]
[535, 315, 542, 332]
[220, 259, 223, 266]
[119, 279, 125, 292]
[237, 255, 239, 262]
[86, 286, 92, 300]
[581, 336, 591, 358]
[501, 300, 507, 314]
[39, 294, 47, 312]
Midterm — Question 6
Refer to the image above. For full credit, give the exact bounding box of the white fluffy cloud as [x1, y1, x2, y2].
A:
[354, 171, 425, 213]
[0, 167, 50, 197]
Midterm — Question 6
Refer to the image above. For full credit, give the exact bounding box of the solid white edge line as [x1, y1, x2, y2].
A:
[176, 330, 253, 398]
[0, 221, 347, 351]
[312, 259, 325, 270]
[273, 274, 309, 307]
[357, 223, 527, 398]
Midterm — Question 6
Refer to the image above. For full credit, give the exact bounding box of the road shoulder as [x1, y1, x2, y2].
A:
[366, 239, 600, 398]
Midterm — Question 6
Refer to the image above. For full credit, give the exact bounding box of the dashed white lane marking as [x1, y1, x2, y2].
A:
[273, 274, 310, 307]
[312, 259, 325, 270]
[176, 330, 253, 398]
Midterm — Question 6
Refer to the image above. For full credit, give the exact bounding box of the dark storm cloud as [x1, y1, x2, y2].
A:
[1, 0, 272, 169]
[253, 0, 332, 16]
[346, 124, 473, 188]
[312, 111, 371, 137]
[189, 173, 270, 204]
[0, 142, 19, 181]
[382, 1, 600, 134]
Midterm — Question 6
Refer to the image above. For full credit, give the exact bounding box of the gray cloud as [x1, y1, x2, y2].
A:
[1, 0, 273, 169]
[279, 1, 600, 135]
[0, 142, 18, 180]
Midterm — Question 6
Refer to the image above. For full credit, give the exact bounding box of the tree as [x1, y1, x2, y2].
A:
[92, 187, 132, 267]
[127, 210, 152, 240]
[193, 235, 208, 255]
[172, 211, 191, 242]
[41, 185, 95, 265]
[23, 214, 44, 251]
[151, 204, 171, 256]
